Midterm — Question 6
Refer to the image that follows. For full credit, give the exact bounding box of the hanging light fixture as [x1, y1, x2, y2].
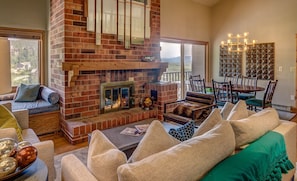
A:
[221, 32, 256, 53]
[0, 37, 11, 94]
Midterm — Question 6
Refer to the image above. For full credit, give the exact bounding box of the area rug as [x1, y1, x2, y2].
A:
[54, 147, 88, 181]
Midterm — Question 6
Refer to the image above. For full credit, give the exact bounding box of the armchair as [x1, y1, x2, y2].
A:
[0, 103, 56, 181]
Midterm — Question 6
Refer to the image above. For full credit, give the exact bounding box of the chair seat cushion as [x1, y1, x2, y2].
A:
[245, 98, 262, 107]
[238, 93, 255, 100]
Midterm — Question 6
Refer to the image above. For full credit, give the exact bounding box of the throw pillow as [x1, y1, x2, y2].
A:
[14, 84, 40, 102]
[87, 130, 127, 181]
[230, 108, 281, 148]
[220, 102, 234, 120]
[41, 86, 59, 105]
[117, 120, 236, 181]
[226, 100, 249, 120]
[168, 121, 195, 141]
[128, 120, 180, 163]
[0, 105, 23, 141]
[192, 108, 222, 137]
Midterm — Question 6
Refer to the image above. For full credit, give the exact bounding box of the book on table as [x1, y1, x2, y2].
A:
[120, 124, 150, 136]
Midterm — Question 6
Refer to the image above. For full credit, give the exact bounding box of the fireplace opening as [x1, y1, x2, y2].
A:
[100, 81, 135, 113]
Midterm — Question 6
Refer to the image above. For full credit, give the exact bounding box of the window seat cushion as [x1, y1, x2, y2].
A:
[11, 99, 59, 114]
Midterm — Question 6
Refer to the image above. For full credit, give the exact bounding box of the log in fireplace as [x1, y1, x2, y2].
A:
[100, 81, 135, 113]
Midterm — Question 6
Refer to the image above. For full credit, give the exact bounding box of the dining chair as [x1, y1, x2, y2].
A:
[245, 80, 278, 111]
[223, 74, 240, 85]
[238, 76, 258, 100]
[189, 75, 206, 93]
[212, 80, 237, 107]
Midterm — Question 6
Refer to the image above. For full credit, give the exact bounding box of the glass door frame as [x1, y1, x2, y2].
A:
[160, 37, 210, 98]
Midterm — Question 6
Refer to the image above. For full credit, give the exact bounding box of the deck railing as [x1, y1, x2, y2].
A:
[161, 71, 192, 99]
[161, 71, 192, 82]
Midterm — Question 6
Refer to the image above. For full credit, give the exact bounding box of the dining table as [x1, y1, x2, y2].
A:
[205, 82, 265, 93]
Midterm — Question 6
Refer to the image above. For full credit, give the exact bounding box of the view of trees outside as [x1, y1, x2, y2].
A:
[9, 38, 39, 86]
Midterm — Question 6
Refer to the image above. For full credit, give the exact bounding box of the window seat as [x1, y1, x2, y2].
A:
[0, 85, 60, 135]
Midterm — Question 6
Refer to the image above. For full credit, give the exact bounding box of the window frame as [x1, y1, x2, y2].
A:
[160, 37, 210, 98]
[0, 27, 45, 89]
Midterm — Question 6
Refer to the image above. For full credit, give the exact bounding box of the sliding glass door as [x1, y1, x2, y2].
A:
[160, 39, 208, 99]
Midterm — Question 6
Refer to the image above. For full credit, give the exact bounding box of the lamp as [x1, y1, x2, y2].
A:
[0, 38, 11, 94]
[221, 32, 256, 53]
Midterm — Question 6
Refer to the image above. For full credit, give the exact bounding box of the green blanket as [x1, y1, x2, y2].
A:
[201, 131, 294, 181]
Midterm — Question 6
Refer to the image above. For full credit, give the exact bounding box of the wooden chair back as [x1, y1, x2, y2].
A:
[224, 74, 240, 85]
[189, 75, 206, 93]
[212, 80, 235, 106]
[241, 76, 258, 96]
[262, 80, 278, 108]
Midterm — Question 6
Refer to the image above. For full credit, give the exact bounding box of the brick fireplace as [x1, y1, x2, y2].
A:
[49, 0, 177, 144]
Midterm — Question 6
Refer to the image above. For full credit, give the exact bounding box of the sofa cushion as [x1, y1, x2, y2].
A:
[230, 108, 281, 148]
[14, 84, 40, 102]
[226, 100, 249, 120]
[87, 130, 127, 181]
[193, 108, 222, 137]
[128, 120, 180, 163]
[0, 105, 23, 141]
[117, 120, 236, 181]
[220, 102, 234, 120]
[168, 121, 195, 141]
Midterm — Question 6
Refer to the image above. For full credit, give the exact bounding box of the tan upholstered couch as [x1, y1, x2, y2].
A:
[61, 105, 296, 181]
[0, 103, 56, 181]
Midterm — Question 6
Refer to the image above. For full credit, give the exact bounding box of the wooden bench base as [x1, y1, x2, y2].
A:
[29, 111, 60, 135]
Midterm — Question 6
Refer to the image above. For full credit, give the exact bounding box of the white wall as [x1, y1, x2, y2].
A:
[0, 0, 49, 85]
[0, 0, 47, 30]
[211, 0, 297, 107]
[160, 0, 211, 42]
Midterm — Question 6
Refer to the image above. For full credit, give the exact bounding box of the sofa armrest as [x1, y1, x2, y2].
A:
[61, 154, 97, 181]
[33, 140, 56, 181]
[0, 128, 18, 141]
[12, 109, 29, 129]
[273, 120, 296, 181]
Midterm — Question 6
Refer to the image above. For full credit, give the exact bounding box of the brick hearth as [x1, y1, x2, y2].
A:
[63, 108, 158, 144]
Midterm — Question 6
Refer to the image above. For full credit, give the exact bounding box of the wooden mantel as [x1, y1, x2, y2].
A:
[62, 61, 168, 86]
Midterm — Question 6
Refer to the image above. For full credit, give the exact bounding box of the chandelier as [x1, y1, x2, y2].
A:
[220, 32, 256, 53]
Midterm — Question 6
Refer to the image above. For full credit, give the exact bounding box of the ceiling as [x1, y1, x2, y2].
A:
[192, 0, 221, 7]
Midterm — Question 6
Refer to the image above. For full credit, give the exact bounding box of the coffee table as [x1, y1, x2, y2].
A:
[89, 119, 181, 157]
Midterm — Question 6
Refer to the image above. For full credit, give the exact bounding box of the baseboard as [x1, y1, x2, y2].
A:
[272, 104, 291, 112]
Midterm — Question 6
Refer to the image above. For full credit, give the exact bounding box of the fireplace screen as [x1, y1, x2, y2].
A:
[101, 81, 134, 113]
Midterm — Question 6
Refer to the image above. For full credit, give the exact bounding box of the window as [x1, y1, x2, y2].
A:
[160, 38, 209, 99]
[0, 27, 44, 87]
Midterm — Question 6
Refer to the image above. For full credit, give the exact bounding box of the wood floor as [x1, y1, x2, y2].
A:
[39, 133, 88, 155]
[39, 110, 297, 156]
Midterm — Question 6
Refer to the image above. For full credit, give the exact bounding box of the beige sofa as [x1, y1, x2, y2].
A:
[61, 105, 296, 181]
[0, 103, 56, 181]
